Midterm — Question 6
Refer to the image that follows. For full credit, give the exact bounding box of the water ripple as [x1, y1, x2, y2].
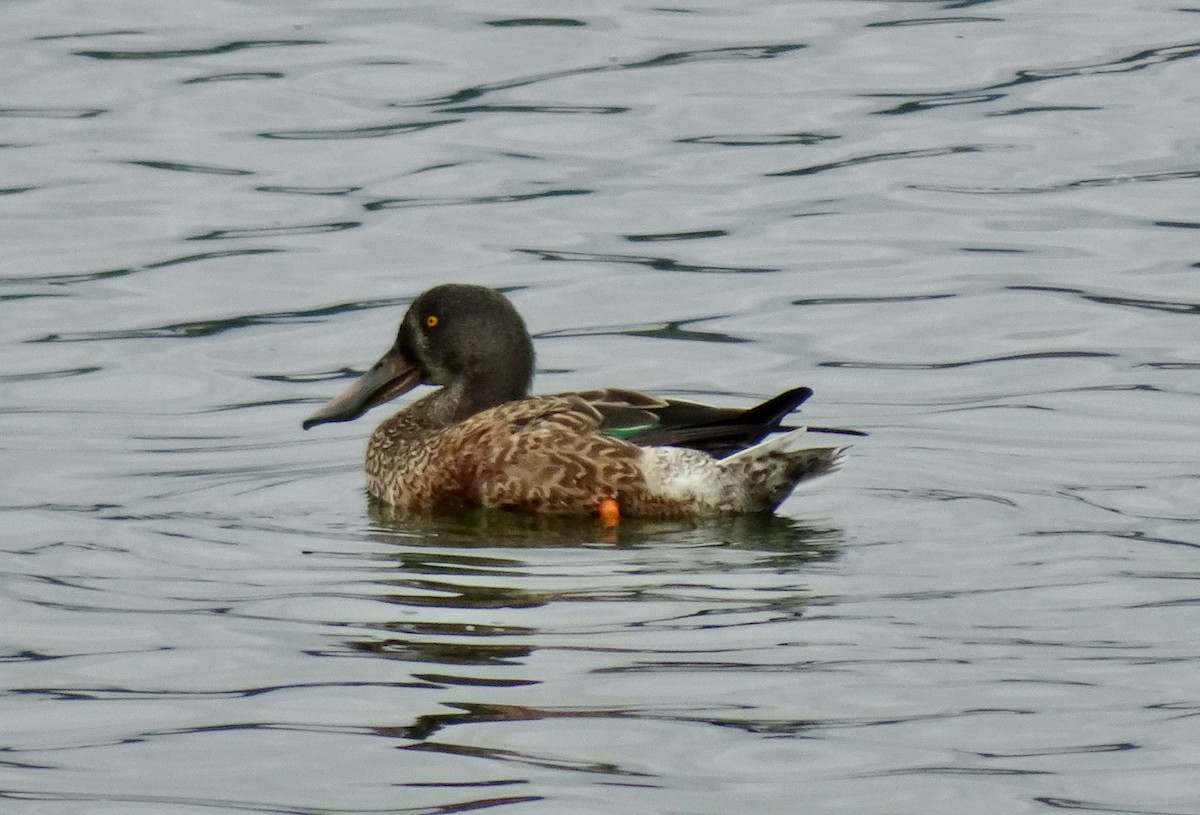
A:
[0, 366, 100, 383]
[1009, 285, 1199, 316]
[255, 185, 361, 196]
[1036, 796, 1196, 814]
[486, 18, 589, 28]
[32, 29, 144, 41]
[625, 230, 728, 242]
[402, 43, 806, 108]
[183, 71, 285, 84]
[29, 297, 408, 342]
[820, 350, 1118, 370]
[365, 188, 589, 211]
[867, 16, 1004, 28]
[0, 249, 280, 288]
[871, 39, 1200, 115]
[516, 247, 778, 274]
[73, 39, 322, 60]
[539, 318, 749, 345]
[187, 221, 361, 241]
[792, 294, 956, 306]
[125, 159, 255, 176]
[0, 788, 541, 814]
[407, 739, 651, 778]
[0, 107, 106, 119]
[915, 169, 1200, 194]
[259, 117, 461, 140]
[768, 145, 985, 177]
[677, 131, 838, 146]
[437, 103, 628, 115]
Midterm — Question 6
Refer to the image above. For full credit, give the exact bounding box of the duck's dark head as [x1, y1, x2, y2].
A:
[302, 284, 535, 430]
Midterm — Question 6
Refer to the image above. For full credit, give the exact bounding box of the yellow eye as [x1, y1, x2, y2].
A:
[425, 315, 439, 328]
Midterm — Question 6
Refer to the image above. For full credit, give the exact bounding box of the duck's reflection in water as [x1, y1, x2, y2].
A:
[315, 503, 846, 776]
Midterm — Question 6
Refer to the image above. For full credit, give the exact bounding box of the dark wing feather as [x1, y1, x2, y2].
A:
[625, 386, 813, 457]
[554, 386, 818, 458]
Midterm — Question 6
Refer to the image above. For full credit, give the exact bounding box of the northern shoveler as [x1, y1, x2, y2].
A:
[303, 284, 858, 520]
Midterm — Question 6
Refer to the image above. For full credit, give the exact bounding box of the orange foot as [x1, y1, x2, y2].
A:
[598, 497, 620, 528]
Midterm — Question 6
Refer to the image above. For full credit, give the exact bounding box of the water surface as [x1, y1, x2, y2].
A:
[2, 2, 1198, 813]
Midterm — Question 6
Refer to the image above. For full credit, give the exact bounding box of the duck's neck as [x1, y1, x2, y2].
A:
[429, 371, 530, 425]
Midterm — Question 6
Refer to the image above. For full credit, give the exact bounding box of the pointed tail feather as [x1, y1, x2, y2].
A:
[783, 445, 848, 483]
[721, 428, 848, 511]
[734, 386, 813, 430]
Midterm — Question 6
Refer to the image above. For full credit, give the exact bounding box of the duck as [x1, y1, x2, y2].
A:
[302, 284, 858, 521]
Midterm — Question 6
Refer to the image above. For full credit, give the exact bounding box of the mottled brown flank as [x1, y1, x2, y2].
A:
[368, 395, 654, 516]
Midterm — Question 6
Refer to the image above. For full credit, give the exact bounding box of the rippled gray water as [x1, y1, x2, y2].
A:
[3, 2, 1198, 813]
